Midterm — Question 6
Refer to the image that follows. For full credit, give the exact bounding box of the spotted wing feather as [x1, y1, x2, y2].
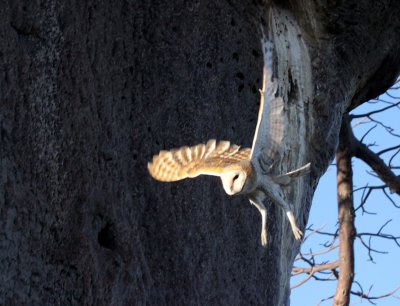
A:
[148, 139, 251, 182]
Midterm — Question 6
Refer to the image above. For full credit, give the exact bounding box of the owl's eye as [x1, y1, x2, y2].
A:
[233, 174, 239, 181]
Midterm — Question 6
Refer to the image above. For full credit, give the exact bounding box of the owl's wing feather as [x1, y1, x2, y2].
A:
[250, 38, 284, 170]
[148, 139, 251, 182]
[271, 162, 311, 185]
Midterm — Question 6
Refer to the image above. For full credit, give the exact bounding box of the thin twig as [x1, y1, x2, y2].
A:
[350, 101, 400, 119]
[291, 261, 339, 289]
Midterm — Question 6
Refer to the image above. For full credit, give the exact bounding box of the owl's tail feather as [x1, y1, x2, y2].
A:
[271, 162, 311, 185]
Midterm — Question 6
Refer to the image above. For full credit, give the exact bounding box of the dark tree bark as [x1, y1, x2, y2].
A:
[0, 1, 399, 305]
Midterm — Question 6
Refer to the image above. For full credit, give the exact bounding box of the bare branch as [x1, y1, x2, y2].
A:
[303, 224, 328, 242]
[291, 261, 339, 289]
[295, 244, 339, 260]
[348, 123, 400, 194]
[351, 116, 368, 128]
[359, 124, 377, 143]
[350, 285, 400, 304]
[368, 116, 400, 137]
[306, 228, 338, 237]
[377, 144, 400, 156]
[356, 221, 400, 248]
[357, 235, 388, 262]
[317, 295, 334, 306]
[350, 101, 400, 119]
[382, 188, 400, 208]
[333, 115, 356, 306]
[389, 148, 400, 168]
[354, 185, 376, 214]
[386, 92, 400, 99]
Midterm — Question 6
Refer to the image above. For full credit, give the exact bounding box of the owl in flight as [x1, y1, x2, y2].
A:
[148, 38, 310, 247]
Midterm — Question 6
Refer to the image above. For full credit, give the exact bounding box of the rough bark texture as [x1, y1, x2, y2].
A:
[0, 1, 399, 305]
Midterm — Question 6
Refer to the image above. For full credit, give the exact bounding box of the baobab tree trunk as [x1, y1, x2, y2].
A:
[0, 1, 399, 305]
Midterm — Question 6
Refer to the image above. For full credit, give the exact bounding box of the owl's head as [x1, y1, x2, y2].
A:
[220, 161, 256, 195]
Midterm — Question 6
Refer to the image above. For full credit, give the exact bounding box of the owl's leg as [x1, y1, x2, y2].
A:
[249, 196, 268, 247]
[276, 197, 303, 240]
[260, 180, 303, 240]
[285, 209, 303, 240]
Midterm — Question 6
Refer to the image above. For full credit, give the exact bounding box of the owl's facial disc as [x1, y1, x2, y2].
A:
[221, 169, 247, 195]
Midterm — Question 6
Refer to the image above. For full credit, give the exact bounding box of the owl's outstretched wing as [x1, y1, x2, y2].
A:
[250, 38, 284, 170]
[148, 139, 251, 182]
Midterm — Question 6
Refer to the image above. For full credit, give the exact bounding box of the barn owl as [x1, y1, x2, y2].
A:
[148, 38, 310, 247]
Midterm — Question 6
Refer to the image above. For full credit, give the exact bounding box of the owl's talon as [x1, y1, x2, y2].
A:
[286, 210, 303, 241]
[261, 229, 268, 247]
[292, 228, 303, 241]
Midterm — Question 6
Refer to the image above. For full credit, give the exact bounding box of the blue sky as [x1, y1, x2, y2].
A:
[291, 83, 400, 305]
